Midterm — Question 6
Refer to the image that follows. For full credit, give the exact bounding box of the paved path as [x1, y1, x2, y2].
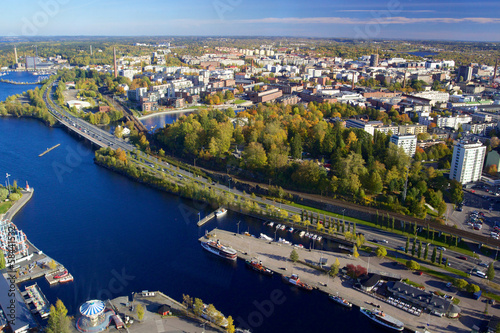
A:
[202, 229, 500, 333]
[1, 189, 33, 221]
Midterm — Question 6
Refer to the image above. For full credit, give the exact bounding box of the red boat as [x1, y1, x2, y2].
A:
[245, 258, 273, 276]
[54, 270, 68, 279]
[282, 274, 313, 291]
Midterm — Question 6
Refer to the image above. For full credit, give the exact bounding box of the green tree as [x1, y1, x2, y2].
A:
[290, 249, 299, 263]
[242, 142, 267, 170]
[417, 240, 422, 259]
[431, 247, 437, 264]
[466, 284, 480, 294]
[406, 260, 420, 271]
[488, 262, 495, 281]
[366, 171, 383, 194]
[454, 278, 468, 290]
[411, 238, 416, 256]
[376, 246, 387, 258]
[46, 299, 70, 333]
[0, 250, 4, 270]
[405, 237, 409, 254]
[329, 259, 340, 278]
[0, 188, 9, 201]
[450, 180, 464, 205]
[136, 304, 145, 321]
[439, 250, 443, 266]
[424, 243, 429, 261]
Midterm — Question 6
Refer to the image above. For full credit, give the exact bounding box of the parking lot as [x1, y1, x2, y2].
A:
[447, 183, 500, 242]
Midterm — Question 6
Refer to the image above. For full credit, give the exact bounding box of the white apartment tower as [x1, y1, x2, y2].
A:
[390, 134, 417, 157]
[450, 140, 486, 184]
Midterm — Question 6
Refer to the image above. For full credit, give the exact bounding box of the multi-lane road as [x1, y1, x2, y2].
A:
[42, 81, 500, 286]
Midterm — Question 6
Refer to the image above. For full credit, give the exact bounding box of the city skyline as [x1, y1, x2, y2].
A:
[1, 0, 499, 41]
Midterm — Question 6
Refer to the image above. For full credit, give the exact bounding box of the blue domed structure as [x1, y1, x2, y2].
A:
[76, 300, 114, 332]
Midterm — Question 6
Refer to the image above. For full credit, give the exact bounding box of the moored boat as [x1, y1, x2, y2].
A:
[215, 208, 227, 217]
[201, 240, 237, 260]
[259, 233, 273, 241]
[54, 270, 68, 279]
[299, 231, 305, 237]
[59, 275, 74, 283]
[245, 258, 273, 276]
[289, 227, 294, 232]
[329, 294, 352, 308]
[282, 274, 313, 291]
[359, 307, 404, 331]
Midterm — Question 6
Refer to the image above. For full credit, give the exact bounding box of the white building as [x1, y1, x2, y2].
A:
[450, 140, 486, 184]
[411, 91, 450, 106]
[345, 119, 374, 136]
[390, 134, 417, 157]
[436, 115, 472, 130]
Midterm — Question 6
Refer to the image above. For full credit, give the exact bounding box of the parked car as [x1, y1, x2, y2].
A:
[480, 262, 490, 268]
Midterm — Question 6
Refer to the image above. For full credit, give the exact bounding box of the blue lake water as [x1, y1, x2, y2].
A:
[140, 110, 196, 131]
[0, 78, 383, 332]
[0, 71, 44, 101]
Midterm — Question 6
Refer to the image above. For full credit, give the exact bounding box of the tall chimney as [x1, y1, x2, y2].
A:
[493, 58, 498, 83]
[90, 45, 93, 56]
[403, 70, 407, 89]
[113, 47, 117, 78]
[351, 74, 355, 90]
[14, 46, 18, 64]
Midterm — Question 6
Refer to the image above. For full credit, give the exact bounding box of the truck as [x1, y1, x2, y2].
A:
[473, 290, 482, 300]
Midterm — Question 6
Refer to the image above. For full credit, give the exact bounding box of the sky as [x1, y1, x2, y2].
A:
[1, 0, 500, 41]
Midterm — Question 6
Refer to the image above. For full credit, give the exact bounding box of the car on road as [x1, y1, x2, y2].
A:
[474, 271, 487, 278]
[457, 256, 467, 260]
[479, 262, 489, 268]
[437, 246, 446, 251]
[380, 239, 388, 244]
[441, 258, 451, 266]
[397, 246, 405, 251]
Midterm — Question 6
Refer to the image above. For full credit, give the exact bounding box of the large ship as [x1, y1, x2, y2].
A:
[282, 274, 313, 291]
[329, 294, 352, 308]
[201, 240, 237, 261]
[245, 258, 273, 276]
[360, 307, 404, 331]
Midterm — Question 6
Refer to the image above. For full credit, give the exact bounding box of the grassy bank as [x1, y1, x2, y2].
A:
[0, 202, 13, 215]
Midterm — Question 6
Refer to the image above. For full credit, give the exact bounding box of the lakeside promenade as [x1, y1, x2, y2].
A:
[1, 189, 33, 221]
[200, 228, 498, 333]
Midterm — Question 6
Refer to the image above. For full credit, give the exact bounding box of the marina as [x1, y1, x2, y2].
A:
[197, 211, 216, 226]
[45, 269, 74, 285]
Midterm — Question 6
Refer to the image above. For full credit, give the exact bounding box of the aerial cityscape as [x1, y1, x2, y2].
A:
[0, 1, 500, 332]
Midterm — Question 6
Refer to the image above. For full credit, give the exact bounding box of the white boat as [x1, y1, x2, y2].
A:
[360, 307, 404, 331]
[299, 231, 305, 237]
[268, 222, 274, 227]
[198, 303, 228, 328]
[312, 235, 318, 240]
[276, 224, 282, 229]
[259, 233, 273, 241]
[215, 208, 227, 217]
[280, 225, 286, 230]
[305, 232, 310, 238]
[278, 238, 291, 245]
[289, 227, 294, 233]
[317, 236, 322, 241]
[329, 294, 352, 308]
[201, 240, 237, 260]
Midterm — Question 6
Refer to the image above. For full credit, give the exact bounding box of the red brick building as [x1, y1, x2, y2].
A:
[248, 88, 283, 103]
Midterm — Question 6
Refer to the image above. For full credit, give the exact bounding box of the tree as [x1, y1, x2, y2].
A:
[8, 193, 20, 201]
[0, 188, 8, 201]
[366, 171, 383, 194]
[438, 250, 443, 266]
[136, 304, 145, 321]
[46, 299, 70, 333]
[0, 250, 4, 270]
[242, 142, 267, 170]
[488, 262, 495, 281]
[424, 243, 429, 261]
[193, 298, 204, 316]
[405, 237, 409, 254]
[487, 164, 498, 176]
[417, 240, 422, 259]
[431, 247, 437, 264]
[182, 294, 193, 310]
[291, 215, 301, 225]
[376, 246, 387, 258]
[406, 260, 420, 271]
[450, 180, 464, 205]
[454, 278, 468, 290]
[290, 249, 299, 263]
[353, 245, 359, 258]
[329, 259, 340, 278]
[114, 125, 123, 138]
[411, 238, 416, 256]
[226, 316, 235, 333]
[467, 283, 480, 294]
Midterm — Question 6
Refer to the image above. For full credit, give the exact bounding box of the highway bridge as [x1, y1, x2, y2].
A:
[42, 80, 135, 152]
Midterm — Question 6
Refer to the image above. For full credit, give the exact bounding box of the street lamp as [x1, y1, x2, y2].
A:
[198, 212, 201, 223]
[237, 220, 241, 235]
[274, 229, 278, 242]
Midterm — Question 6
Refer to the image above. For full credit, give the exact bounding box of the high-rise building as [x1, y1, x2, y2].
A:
[390, 134, 417, 157]
[457, 65, 473, 82]
[450, 140, 486, 184]
[370, 54, 379, 67]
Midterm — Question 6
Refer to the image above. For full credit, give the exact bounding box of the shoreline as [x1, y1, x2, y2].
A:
[1, 188, 34, 221]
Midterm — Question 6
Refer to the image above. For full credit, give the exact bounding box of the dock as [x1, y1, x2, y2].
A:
[197, 211, 216, 227]
[25, 283, 51, 318]
[198, 228, 429, 333]
[38, 144, 60, 157]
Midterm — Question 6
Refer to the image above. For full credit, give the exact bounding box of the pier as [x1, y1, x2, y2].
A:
[197, 211, 216, 226]
[0, 78, 43, 85]
[198, 228, 450, 333]
[24, 283, 51, 318]
[45, 269, 74, 285]
[38, 143, 60, 157]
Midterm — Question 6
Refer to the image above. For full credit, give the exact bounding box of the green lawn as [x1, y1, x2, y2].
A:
[233, 99, 247, 105]
[0, 202, 13, 215]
